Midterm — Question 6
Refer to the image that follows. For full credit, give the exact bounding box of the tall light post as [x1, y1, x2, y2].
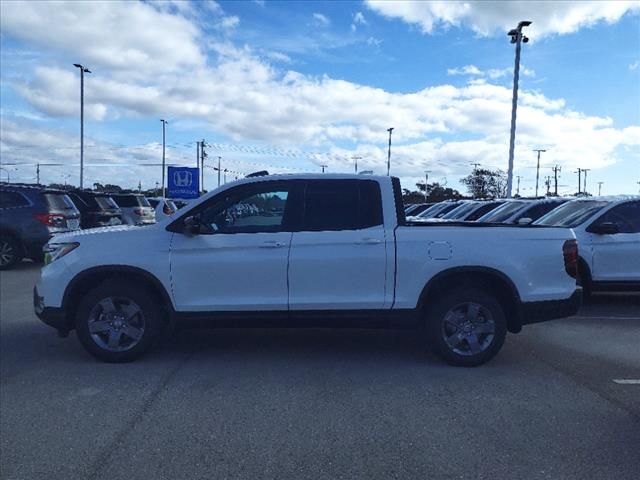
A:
[533, 149, 546, 197]
[160, 119, 168, 197]
[582, 168, 590, 194]
[597, 181, 604, 196]
[73, 64, 91, 189]
[0, 167, 11, 183]
[505, 21, 531, 198]
[386, 127, 394, 176]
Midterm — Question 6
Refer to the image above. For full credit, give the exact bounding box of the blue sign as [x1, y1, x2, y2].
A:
[167, 167, 200, 199]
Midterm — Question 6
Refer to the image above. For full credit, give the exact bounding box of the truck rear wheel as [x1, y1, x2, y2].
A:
[75, 280, 163, 362]
[426, 288, 507, 367]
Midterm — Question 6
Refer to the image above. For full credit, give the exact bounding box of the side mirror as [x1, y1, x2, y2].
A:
[517, 217, 532, 225]
[589, 222, 619, 235]
[183, 215, 201, 236]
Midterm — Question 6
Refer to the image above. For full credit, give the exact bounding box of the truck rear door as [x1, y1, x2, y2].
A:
[288, 179, 388, 310]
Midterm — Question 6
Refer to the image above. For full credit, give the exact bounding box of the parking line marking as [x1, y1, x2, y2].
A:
[612, 379, 640, 385]
[571, 316, 640, 320]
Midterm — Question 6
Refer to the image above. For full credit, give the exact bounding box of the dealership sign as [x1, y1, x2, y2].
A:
[167, 167, 200, 199]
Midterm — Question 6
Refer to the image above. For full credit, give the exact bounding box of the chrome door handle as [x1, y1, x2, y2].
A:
[260, 241, 284, 248]
[356, 238, 382, 245]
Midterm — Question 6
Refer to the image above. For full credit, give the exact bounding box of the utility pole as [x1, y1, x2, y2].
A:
[223, 168, 228, 184]
[36, 163, 40, 185]
[386, 127, 394, 176]
[582, 169, 590, 195]
[138, 180, 142, 193]
[576, 169, 582, 194]
[217, 156, 221, 187]
[321, 164, 328, 173]
[472, 163, 481, 172]
[597, 182, 604, 196]
[73, 63, 91, 188]
[515, 175, 522, 196]
[196, 141, 200, 168]
[506, 21, 531, 198]
[545, 176, 551, 196]
[552, 165, 561, 196]
[160, 119, 167, 197]
[424, 170, 431, 202]
[200, 139, 206, 193]
[533, 149, 546, 197]
[352, 155, 362, 174]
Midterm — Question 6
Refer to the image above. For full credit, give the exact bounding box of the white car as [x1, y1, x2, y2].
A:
[534, 196, 640, 294]
[35, 174, 580, 366]
[110, 194, 156, 226]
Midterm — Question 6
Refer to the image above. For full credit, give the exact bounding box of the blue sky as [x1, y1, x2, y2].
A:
[1, 0, 639, 195]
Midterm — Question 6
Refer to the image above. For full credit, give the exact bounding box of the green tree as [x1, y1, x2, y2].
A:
[460, 168, 507, 199]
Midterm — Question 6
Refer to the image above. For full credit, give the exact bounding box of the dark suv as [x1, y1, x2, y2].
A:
[0, 184, 81, 270]
[66, 190, 123, 229]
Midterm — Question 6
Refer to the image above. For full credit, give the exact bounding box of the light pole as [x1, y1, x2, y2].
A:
[73, 64, 91, 189]
[597, 182, 604, 196]
[352, 155, 362, 174]
[321, 164, 328, 173]
[516, 175, 523, 196]
[386, 127, 394, 176]
[505, 21, 531, 198]
[160, 119, 168, 197]
[582, 169, 590, 194]
[0, 167, 11, 183]
[533, 149, 546, 197]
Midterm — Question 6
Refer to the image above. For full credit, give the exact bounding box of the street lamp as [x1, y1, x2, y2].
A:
[160, 119, 168, 197]
[505, 21, 531, 198]
[424, 170, 431, 202]
[352, 155, 362, 174]
[0, 167, 11, 183]
[73, 63, 91, 189]
[533, 149, 546, 197]
[386, 127, 394, 176]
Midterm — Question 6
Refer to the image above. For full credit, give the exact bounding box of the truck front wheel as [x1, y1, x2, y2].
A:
[75, 280, 163, 362]
[426, 288, 507, 367]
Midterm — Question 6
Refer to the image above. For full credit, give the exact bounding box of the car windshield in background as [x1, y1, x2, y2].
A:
[534, 201, 609, 227]
[478, 201, 526, 222]
[95, 196, 118, 210]
[43, 193, 76, 210]
[441, 202, 477, 220]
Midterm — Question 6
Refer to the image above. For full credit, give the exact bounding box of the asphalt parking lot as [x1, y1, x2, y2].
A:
[1, 263, 639, 480]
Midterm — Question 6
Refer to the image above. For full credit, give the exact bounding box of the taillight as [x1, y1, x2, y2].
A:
[34, 213, 65, 227]
[563, 239, 578, 279]
[133, 208, 143, 216]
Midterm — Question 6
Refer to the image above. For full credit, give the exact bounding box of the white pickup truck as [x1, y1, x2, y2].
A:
[35, 174, 582, 366]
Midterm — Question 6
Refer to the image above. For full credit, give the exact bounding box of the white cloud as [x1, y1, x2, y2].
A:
[447, 65, 483, 76]
[365, 0, 640, 39]
[630, 61, 640, 71]
[312, 13, 331, 27]
[0, 1, 204, 74]
[220, 15, 240, 30]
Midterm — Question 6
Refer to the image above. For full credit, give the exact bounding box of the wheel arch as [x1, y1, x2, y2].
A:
[417, 266, 523, 333]
[62, 266, 174, 328]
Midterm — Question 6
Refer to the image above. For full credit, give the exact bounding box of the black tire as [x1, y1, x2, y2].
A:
[426, 287, 507, 367]
[75, 279, 164, 362]
[578, 259, 592, 301]
[0, 235, 21, 270]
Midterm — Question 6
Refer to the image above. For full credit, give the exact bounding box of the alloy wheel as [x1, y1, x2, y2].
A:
[441, 302, 496, 356]
[87, 296, 146, 352]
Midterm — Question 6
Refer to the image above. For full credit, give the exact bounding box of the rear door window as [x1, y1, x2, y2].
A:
[302, 180, 383, 231]
[0, 191, 29, 208]
[96, 196, 119, 209]
[43, 193, 76, 211]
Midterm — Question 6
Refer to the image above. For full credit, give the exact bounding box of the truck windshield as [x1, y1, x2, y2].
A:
[477, 201, 526, 222]
[533, 201, 609, 227]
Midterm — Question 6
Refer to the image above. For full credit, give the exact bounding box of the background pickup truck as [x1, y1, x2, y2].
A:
[35, 174, 581, 366]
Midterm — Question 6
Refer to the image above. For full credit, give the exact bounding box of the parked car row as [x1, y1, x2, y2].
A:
[405, 195, 640, 294]
[0, 183, 184, 270]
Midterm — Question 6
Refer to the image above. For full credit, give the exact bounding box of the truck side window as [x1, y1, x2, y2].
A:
[0, 192, 29, 209]
[303, 180, 382, 231]
[198, 185, 292, 234]
[592, 201, 640, 233]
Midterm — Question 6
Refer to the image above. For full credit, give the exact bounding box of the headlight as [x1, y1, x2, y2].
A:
[43, 242, 79, 265]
